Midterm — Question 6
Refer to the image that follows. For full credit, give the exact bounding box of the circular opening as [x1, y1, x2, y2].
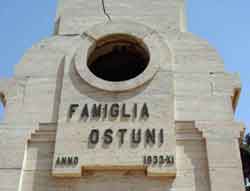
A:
[87, 34, 150, 82]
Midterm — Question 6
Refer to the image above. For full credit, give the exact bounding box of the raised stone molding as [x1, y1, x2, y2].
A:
[196, 121, 244, 140]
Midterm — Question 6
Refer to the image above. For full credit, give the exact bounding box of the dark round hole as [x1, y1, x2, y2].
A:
[87, 35, 150, 82]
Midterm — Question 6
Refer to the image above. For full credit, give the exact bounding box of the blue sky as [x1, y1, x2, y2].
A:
[0, 1, 249, 133]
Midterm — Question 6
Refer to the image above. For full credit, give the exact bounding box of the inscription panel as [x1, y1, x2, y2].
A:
[53, 100, 176, 177]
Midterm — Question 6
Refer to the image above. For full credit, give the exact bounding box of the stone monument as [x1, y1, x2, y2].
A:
[0, 0, 246, 190]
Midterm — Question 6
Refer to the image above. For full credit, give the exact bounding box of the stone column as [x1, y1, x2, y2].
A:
[197, 121, 245, 191]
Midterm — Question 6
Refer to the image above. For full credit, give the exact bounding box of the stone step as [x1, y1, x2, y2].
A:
[29, 133, 56, 143]
[36, 126, 57, 132]
[34, 130, 56, 135]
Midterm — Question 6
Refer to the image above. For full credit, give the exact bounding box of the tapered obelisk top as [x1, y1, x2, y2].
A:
[56, 0, 187, 35]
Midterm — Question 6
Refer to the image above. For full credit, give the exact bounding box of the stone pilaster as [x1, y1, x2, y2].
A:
[197, 121, 245, 191]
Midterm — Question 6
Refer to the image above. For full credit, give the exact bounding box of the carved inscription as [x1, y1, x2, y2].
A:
[56, 156, 79, 167]
[143, 155, 175, 166]
[67, 103, 168, 146]
[68, 103, 149, 120]
[88, 128, 164, 145]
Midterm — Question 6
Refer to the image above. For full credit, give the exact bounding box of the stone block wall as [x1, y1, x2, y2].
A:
[0, 0, 245, 190]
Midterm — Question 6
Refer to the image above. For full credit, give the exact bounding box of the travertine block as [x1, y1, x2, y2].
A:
[0, 170, 21, 191]
[175, 95, 234, 121]
[172, 33, 225, 73]
[0, 127, 30, 168]
[56, 0, 185, 35]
